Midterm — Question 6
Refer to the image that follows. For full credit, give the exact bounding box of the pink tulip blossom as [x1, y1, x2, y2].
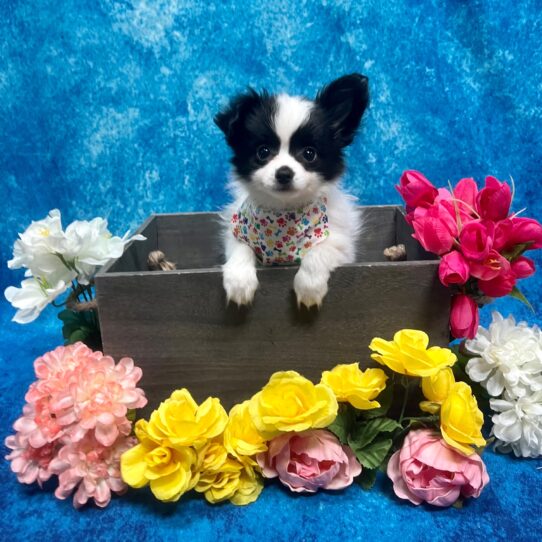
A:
[511, 256, 536, 279]
[396, 170, 438, 213]
[478, 269, 516, 298]
[257, 430, 361, 493]
[387, 429, 489, 507]
[469, 250, 510, 281]
[476, 176, 512, 222]
[438, 251, 470, 286]
[453, 177, 478, 212]
[450, 294, 479, 339]
[412, 204, 458, 255]
[459, 221, 494, 261]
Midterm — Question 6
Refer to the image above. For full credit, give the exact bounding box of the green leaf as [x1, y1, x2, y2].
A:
[502, 242, 532, 261]
[351, 437, 393, 469]
[361, 384, 393, 419]
[356, 468, 377, 490]
[509, 286, 534, 313]
[348, 417, 401, 450]
[327, 403, 356, 444]
[68, 329, 88, 344]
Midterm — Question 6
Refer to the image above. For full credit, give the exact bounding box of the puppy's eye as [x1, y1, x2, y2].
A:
[256, 146, 271, 161]
[302, 147, 317, 162]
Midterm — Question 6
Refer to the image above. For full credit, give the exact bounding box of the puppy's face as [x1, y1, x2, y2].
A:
[215, 74, 369, 205]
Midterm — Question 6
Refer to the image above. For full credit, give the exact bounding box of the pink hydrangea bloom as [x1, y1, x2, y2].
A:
[5, 342, 147, 508]
[53, 354, 147, 446]
[5, 431, 59, 486]
[50, 434, 136, 508]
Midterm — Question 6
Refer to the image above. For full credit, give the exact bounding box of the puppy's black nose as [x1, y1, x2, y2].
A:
[275, 166, 294, 185]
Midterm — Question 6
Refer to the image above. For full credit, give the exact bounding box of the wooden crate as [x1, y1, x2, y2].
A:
[95, 206, 450, 414]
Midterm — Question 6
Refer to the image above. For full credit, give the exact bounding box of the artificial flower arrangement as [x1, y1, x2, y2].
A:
[4, 209, 144, 347]
[4, 173, 542, 511]
[118, 328, 492, 508]
[397, 171, 542, 339]
[6, 329, 494, 509]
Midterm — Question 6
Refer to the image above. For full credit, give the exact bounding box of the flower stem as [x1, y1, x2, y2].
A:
[399, 380, 410, 424]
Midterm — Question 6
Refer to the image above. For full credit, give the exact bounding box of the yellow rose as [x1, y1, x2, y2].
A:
[440, 382, 486, 455]
[196, 457, 244, 503]
[420, 367, 456, 414]
[197, 440, 229, 473]
[369, 329, 457, 377]
[121, 441, 199, 502]
[224, 400, 268, 460]
[321, 363, 388, 410]
[146, 389, 228, 449]
[230, 459, 264, 506]
[249, 371, 338, 437]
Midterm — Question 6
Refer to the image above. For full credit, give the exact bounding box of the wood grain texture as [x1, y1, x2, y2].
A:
[95, 207, 450, 415]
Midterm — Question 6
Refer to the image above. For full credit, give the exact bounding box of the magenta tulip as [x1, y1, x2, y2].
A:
[459, 221, 494, 261]
[469, 250, 510, 281]
[397, 170, 438, 211]
[412, 204, 458, 255]
[476, 176, 512, 221]
[438, 251, 470, 286]
[511, 256, 535, 279]
[450, 294, 479, 339]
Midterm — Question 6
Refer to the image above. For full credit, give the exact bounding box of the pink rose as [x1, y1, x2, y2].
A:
[438, 251, 470, 286]
[511, 256, 535, 279]
[459, 220, 494, 261]
[450, 294, 479, 339]
[387, 429, 489, 507]
[478, 269, 516, 298]
[257, 430, 361, 493]
[476, 176, 512, 221]
[396, 170, 438, 211]
[469, 249, 510, 281]
[411, 204, 458, 255]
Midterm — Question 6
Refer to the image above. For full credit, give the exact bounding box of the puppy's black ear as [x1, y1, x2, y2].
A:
[214, 89, 262, 147]
[316, 74, 369, 147]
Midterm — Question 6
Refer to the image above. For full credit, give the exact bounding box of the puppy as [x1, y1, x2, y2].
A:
[215, 74, 369, 308]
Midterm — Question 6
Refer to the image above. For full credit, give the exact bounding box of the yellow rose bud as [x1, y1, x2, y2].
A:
[121, 442, 199, 502]
[419, 367, 456, 413]
[224, 400, 268, 459]
[249, 371, 338, 437]
[146, 389, 228, 449]
[369, 329, 457, 377]
[440, 382, 486, 455]
[321, 363, 388, 410]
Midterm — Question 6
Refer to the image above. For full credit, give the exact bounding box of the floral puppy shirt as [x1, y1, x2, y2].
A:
[231, 197, 330, 265]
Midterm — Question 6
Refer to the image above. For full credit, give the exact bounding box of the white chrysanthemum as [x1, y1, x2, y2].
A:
[490, 391, 542, 458]
[465, 312, 542, 398]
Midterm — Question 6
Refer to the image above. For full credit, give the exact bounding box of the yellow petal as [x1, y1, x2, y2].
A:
[121, 444, 151, 488]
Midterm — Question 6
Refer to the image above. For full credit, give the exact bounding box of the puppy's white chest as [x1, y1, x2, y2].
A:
[231, 197, 330, 265]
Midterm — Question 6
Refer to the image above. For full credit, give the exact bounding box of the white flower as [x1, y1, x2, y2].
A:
[465, 312, 542, 398]
[490, 391, 542, 458]
[6, 210, 145, 322]
[4, 278, 70, 323]
[8, 209, 69, 280]
[63, 218, 145, 284]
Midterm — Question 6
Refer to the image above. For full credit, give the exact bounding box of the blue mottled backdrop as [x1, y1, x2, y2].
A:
[1, 1, 541, 541]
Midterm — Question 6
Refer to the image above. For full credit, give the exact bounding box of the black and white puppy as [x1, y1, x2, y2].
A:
[215, 74, 369, 308]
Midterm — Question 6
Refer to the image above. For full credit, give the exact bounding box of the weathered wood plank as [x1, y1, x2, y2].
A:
[96, 259, 450, 416]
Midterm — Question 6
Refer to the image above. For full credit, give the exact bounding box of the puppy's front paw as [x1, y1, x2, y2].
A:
[223, 265, 258, 306]
[294, 267, 329, 309]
